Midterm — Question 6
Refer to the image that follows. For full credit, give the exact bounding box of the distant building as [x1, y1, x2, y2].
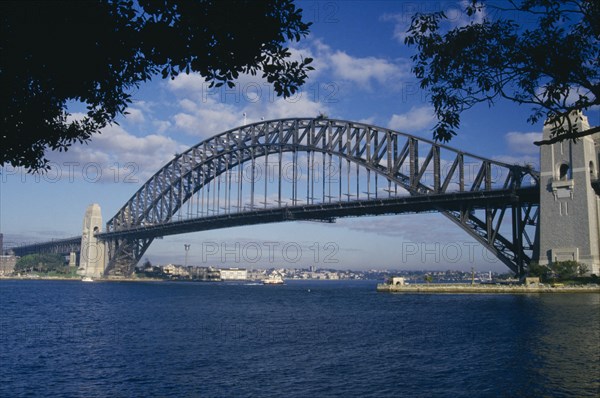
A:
[219, 267, 247, 281]
[0, 255, 17, 275]
[188, 266, 220, 281]
[247, 269, 266, 281]
[162, 263, 190, 277]
[390, 277, 406, 286]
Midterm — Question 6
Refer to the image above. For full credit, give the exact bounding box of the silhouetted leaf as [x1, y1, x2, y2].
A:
[1, 0, 313, 172]
[405, 0, 599, 143]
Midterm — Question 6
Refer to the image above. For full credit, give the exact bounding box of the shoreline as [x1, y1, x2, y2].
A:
[0, 276, 165, 282]
[2, 277, 599, 293]
[377, 283, 600, 294]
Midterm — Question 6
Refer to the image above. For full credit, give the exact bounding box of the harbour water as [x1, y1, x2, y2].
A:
[1, 279, 598, 397]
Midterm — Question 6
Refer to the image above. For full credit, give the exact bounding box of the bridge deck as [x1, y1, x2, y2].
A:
[12, 236, 81, 257]
[100, 187, 538, 240]
[12, 187, 538, 257]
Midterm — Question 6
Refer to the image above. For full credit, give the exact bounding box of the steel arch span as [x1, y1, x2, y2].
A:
[104, 118, 539, 276]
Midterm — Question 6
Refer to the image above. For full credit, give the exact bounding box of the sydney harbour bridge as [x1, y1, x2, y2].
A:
[13, 117, 544, 275]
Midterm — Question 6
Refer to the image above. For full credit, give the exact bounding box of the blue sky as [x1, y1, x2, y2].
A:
[1, 0, 598, 272]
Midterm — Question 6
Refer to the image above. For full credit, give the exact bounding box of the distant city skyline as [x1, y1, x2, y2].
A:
[1, 1, 598, 272]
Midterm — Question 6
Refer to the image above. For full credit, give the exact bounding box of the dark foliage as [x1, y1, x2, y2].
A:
[405, 0, 599, 144]
[15, 253, 68, 273]
[528, 260, 589, 281]
[1, 0, 313, 171]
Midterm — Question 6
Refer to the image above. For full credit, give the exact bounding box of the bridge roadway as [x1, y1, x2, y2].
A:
[13, 186, 538, 256]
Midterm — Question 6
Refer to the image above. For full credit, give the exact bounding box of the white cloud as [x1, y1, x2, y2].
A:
[164, 37, 411, 136]
[66, 112, 87, 123]
[172, 98, 243, 137]
[281, 38, 411, 91]
[505, 132, 542, 155]
[493, 155, 538, 168]
[153, 120, 172, 134]
[178, 99, 198, 113]
[357, 116, 376, 125]
[534, 85, 598, 114]
[329, 50, 407, 89]
[288, 44, 325, 79]
[172, 112, 199, 132]
[258, 95, 328, 120]
[167, 67, 332, 137]
[380, 12, 413, 43]
[453, 1, 486, 26]
[47, 124, 187, 182]
[493, 131, 542, 168]
[130, 100, 154, 113]
[124, 107, 145, 124]
[388, 106, 437, 133]
[383, 0, 487, 43]
[167, 73, 207, 93]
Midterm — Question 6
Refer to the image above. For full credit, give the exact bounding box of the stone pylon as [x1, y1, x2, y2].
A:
[77, 203, 106, 278]
[68, 252, 77, 268]
[538, 112, 600, 275]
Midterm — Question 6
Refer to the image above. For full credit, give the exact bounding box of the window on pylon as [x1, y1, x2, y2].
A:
[559, 163, 569, 181]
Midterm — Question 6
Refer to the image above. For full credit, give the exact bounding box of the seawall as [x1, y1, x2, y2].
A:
[376, 283, 600, 294]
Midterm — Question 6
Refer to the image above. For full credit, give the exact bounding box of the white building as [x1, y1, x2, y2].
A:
[219, 267, 247, 280]
[390, 277, 406, 286]
[162, 263, 189, 277]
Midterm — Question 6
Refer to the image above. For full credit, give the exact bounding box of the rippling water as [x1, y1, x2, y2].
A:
[1, 280, 598, 397]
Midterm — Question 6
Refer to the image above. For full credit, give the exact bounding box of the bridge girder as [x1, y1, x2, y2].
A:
[98, 118, 539, 275]
[12, 236, 81, 257]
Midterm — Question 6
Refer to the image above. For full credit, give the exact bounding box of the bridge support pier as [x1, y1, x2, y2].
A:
[512, 203, 524, 276]
[77, 203, 106, 278]
[68, 252, 77, 268]
[538, 112, 600, 275]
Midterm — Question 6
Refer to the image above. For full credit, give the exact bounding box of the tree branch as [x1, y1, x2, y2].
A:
[534, 125, 600, 146]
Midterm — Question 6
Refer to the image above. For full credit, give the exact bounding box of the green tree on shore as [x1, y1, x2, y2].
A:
[528, 260, 588, 281]
[552, 260, 580, 280]
[527, 262, 551, 280]
[15, 253, 68, 274]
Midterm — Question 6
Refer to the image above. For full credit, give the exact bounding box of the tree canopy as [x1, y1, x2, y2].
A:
[1, 0, 313, 171]
[405, 0, 599, 145]
[528, 260, 589, 281]
[15, 253, 68, 273]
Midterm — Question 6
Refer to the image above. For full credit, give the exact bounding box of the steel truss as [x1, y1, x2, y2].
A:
[12, 236, 81, 257]
[102, 118, 539, 275]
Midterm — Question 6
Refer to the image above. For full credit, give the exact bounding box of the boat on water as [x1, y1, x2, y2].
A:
[81, 276, 94, 282]
[263, 275, 284, 285]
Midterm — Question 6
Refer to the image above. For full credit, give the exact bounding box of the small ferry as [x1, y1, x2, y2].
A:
[263, 275, 284, 285]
